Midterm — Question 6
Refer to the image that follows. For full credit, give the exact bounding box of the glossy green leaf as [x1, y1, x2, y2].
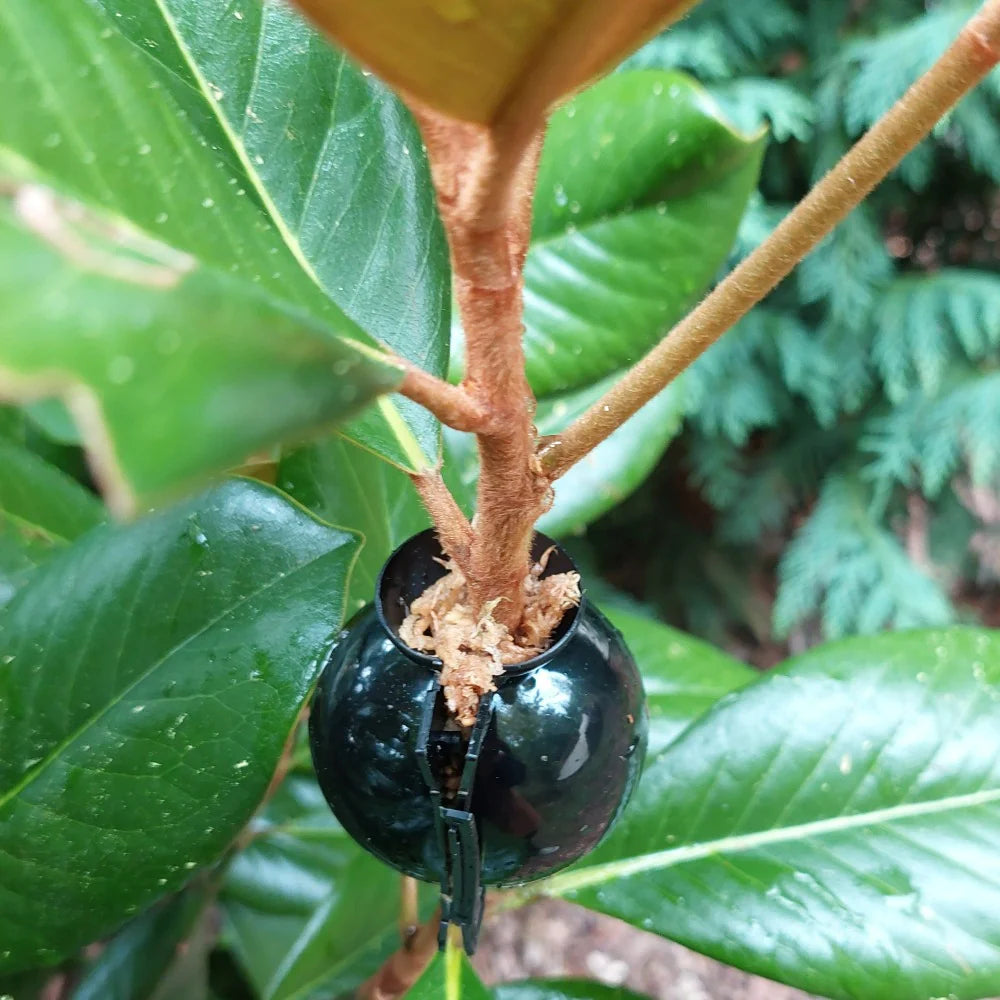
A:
[72, 888, 210, 1000]
[0, 969, 51, 999]
[22, 400, 82, 447]
[493, 982, 650, 1000]
[222, 775, 406, 1000]
[0, 181, 401, 513]
[0, 479, 360, 973]
[0, 438, 104, 605]
[406, 948, 490, 1000]
[0, 0, 449, 471]
[543, 629, 1000, 1000]
[279, 437, 430, 615]
[538, 376, 686, 536]
[442, 374, 686, 537]
[604, 605, 755, 756]
[517, 70, 764, 397]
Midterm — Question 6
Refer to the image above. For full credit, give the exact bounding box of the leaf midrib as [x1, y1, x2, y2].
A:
[0, 544, 345, 812]
[543, 785, 1000, 895]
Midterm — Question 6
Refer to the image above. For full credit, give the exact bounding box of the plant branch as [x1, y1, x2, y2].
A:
[356, 908, 441, 1000]
[410, 470, 474, 570]
[412, 108, 549, 626]
[398, 362, 491, 433]
[399, 876, 419, 942]
[540, 0, 1000, 479]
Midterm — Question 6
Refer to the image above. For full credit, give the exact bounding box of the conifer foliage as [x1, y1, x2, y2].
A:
[605, 0, 1000, 643]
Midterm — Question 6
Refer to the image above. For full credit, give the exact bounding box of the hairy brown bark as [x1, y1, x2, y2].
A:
[410, 108, 549, 628]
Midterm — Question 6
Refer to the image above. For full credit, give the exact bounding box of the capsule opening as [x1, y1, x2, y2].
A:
[375, 528, 583, 675]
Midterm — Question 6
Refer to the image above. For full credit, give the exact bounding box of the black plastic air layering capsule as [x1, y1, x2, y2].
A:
[309, 530, 647, 953]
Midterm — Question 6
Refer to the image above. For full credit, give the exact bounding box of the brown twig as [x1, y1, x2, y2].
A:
[410, 469, 474, 572]
[539, 0, 1000, 479]
[356, 908, 441, 1000]
[398, 362, 491, 433]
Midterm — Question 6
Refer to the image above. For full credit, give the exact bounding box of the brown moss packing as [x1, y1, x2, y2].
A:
[399, 548, 581, 726]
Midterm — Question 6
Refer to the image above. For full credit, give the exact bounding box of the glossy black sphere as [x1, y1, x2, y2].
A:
[309, 530, 647, 888]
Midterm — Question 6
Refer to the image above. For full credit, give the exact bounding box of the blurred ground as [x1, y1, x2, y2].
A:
[475, 899, 815, 1000]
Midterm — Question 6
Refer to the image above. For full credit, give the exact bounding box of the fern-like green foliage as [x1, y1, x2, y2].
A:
[773, 475, 954, 638]
[599, 0, 1000, 647]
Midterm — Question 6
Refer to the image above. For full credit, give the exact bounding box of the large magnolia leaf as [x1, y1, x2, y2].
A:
[0, 0, 448, 473]
[0, 480, 360, 973]
[522, 70, 766, 397]
[406, 948, 490, 1000]
[543, 629, 1000, 1000]
[222, 775, 408, 1000]
[292, 0, 695, 131]
[605, 604, 755, 756]
[0, 179, 402, 513]
[279, 437, 430, 615]
[0, 436, 104, 604]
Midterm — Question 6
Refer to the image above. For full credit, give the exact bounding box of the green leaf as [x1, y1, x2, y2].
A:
[279, 437, 430, 615]
[72, 888, 210, 1000]
[22, 400, 83, 447]
[0, 180, 401, 513]
[0, 969, 52, 1000]
[0, 479, 360, 973]
[442, 374, 686, 537]
[406, 948, 490, 1000]
[543, 629, 1000, 1000]
[0, 437, 104, 605]
[520, 70, 764, 397]
[604, 605, 755, 756]
[0, 0, 448, 471]
[493, 982, 650, 1000]
[222, 775, 407, 1000]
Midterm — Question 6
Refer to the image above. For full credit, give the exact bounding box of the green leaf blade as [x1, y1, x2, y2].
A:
[406, 949, 490, 1000]
[0, 0, 448, 472]
[0, 183, 401, 511]
[222, 776, 409, 1000]
[522, 70, 765, 398]
[604, 604, 755, 756]
[0, 479, 359, 973]
[279, 437, 430, 614]
[544, 629, 1000, 1000]
[0, 437, 104, 603]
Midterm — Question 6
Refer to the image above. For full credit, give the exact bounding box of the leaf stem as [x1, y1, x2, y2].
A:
[539, 0, 1000, 479]
[410, 470, 474, 569]
[356, 907, 441, 1000]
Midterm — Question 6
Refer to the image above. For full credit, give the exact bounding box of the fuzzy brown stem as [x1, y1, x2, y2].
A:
[540, 0, 1000, 479]
[399, 876, 419, 943]
[412, 108, 548, 627]
[356, 909, 441, 1000]
[398, 362, 492, 433]
[410, 470, 474, 571]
